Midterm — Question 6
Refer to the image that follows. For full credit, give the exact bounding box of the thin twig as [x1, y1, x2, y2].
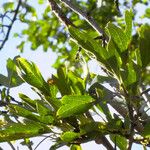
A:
[0, 0, 22, 50]
[8, 142, 16, 150]
[141, 88, 150, 96]
[127, 101, 134, 150]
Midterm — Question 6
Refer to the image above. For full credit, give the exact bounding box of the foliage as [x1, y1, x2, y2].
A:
[0, 0, 150, 150]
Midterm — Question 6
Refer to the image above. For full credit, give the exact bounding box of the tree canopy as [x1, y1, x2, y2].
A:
[0, 0, 150, 149]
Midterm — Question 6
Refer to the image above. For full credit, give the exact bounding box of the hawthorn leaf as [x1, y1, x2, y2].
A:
[19, 93, 37, 110]
[0, 121, 49, 142]
[60, 131, 80, 142]
[80, 122, 106, 134]
[9, 104, 54, 124]
[68, 26, 107, 64]
[106, 23, 128, 52]
[57, 95, 95, 118]
[36, 100, 53, 116]
[17, 57, 51, 95]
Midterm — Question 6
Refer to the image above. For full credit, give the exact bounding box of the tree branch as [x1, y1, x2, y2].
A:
[60, 0, 107, 38]
[48, 0, 75, 27]
[0, 0, 22, 50]
[95, 136, 114, 150]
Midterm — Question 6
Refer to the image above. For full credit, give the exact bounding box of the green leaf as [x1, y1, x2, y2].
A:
[57, 95, 95, 118]
[68, 26, 107, 65]
[70, 144, 82, 150]
[38, 0, 44, 4]
[106, 36, 122, 76]
[123, 61, 137, 87]
[9, 104, 54, 124]
[19, 93, 37, 110]
[36, 100, 53, 116]
[0, 57, 24, 87]
[68, 71, 85, 95]
[139, 25, 150, 67]
[0, 121, 49, 142]
[125, 9, 133, 44]
[20, 93, 54, 115]
[110, 135, 127, 150]
[142, 122, 150, 138]
[52, 67, 72, 96]
[3, 2, 14, 11]
[54, 67, 72, 95]
[80, 122, 106, 134]
[61, 95, 94, 104]
[106, 23, 128, 52]
[45, 96, 62, 110]
[143, 8, 150, 18]
[17, 58, 49, 94]
[60, 131, 80, 142]
[0, 74, 10, 87]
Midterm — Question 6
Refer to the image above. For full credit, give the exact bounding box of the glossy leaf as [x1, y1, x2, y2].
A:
[57, 95, 95, 118]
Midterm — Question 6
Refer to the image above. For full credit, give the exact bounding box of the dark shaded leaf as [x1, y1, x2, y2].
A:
[142, 122, 150, 138]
